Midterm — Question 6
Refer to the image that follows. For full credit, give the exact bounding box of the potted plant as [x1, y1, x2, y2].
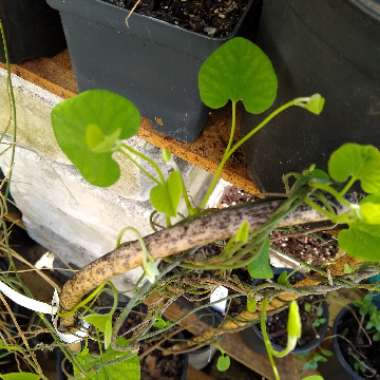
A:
[0, 0, 66, 63]
[45, 0, 262, 142]
[241, 0, 380, 191]
[2, 31, 380, 380]
[333, 294, 380, 379]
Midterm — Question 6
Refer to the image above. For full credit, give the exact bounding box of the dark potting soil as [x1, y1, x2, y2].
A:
[266, 295, 326, 349]
[337, 307, 380, 379]
[218, 185, 339, 266]
[103, 0, 250, 37]
[271, 227, 338, 266]
[218, 185, 259, 208]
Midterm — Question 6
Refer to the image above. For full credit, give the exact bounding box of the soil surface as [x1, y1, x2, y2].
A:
[271, 227, 338, 266]
[218, 185, 258, 208]
[337, 306, 380, 379]
[104, 0, 250, 37]
[219, 185, 339, 266]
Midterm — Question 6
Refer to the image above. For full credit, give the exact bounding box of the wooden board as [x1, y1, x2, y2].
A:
[163, 301, 318, 380]
[3, 51, 260, 194]
[187, 366, 214, 380]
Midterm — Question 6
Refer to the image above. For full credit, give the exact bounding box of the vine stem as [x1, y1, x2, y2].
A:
[260, 299, 280, 380]
[59, 199, 327, 320]
[120, 143, 165, 183]
[119, 148, 160, 185]
[339, 176, 356, 197]
[0, 20, 17, 197]
[199, 99, 299, 209]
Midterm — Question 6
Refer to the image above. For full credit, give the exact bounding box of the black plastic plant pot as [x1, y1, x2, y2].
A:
[241, 0, 380, 191]
[0, 0, 66, 64]
[333, 305, 365, 380]
[46, 0, 261, 142]
[333, 301, 380, 380]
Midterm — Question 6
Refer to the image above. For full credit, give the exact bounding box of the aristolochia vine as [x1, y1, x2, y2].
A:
[47, 37, 380, 380]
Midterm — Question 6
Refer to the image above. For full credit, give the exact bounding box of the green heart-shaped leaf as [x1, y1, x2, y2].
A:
[248, 238, 273, 279]
[52, 90, 141, 187]
[75, 345, 141, 380]
[150, 171, 183, 217]
[86, 124, 122, 154]
[338, 223, 380, 261]
[360, 194, 380, 224]
[216, 354, 231, 372]
[328, 143, 380, 193]
[199, 37, 277, 114]
[84, 313, 113, 349]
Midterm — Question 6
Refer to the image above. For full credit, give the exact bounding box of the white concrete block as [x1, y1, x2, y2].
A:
[0, 69, 212, 289]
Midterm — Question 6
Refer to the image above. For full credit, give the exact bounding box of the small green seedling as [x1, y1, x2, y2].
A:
[153, 316, 170, 330]
[304, 302, 326, 329]
[356, 294, 380, 342]
[302, 348, 333, 371]
[216, 352, 231, 372]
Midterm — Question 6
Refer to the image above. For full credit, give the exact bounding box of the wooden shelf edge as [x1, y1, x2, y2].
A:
[2, 52, 260, 194]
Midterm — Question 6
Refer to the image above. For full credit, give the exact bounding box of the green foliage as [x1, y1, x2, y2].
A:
[234, 220, 250, 243]
[304, 143, 380, 262]
[86, 124, 122, 154]
[199, 37, 277, 114]
[153, 316, 170, 329]
[247, 238, 273, 279]
[302, 376, 324, 380]
[216, 354, 231, 372]
[287, 301, 302, 341]
[149, 170, 183, 218]
[355, 294, 380, 341]
[0, 374, 40, 380]
[161, 148, 172, 164]
[222, 220, 250, 259]
[336, 193, 380, 261]
[84, 313, 113, 349]
[247, 295, 257, 313]
[276, 271, 290, 287]
[304, 302, 326, 328]
[338, 224, 380, 262]
[295, 94, 325, 115]
[51, 89, 140, 187]
[260, 298, 302, 380]
[328, 143, 380, 194]
[302, 348, 332, 371]
[74, 340, 141, 380]
[360, 194, 380, 224]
